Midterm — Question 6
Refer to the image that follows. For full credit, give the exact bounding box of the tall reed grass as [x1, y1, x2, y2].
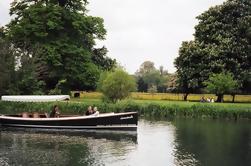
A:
[0, 100, 250, 120]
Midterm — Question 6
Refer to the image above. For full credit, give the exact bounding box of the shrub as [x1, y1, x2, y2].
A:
[98, 69, 136, 103]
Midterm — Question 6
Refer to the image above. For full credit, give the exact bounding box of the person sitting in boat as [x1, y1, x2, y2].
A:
[200, 96, 206, 102]
[92, 106, 99, 116]
[50, 105, 60, 118]
[85, 106, 93, 116]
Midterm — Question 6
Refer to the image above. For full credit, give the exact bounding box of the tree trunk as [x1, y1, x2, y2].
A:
[183, 93, 189, 101]
[216, 94, 224, 102]
[231, 94, 235, 103]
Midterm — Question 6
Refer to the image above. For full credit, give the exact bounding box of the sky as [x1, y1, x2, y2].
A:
[0, 0, 225, 74]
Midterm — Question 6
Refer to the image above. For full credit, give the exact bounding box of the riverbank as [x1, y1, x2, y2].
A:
[0, 99, 250, 120]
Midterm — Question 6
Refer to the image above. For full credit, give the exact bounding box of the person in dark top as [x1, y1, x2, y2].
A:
[85, 106, 93, 116]
[50, 105, 60, 118]
[200, 96, 206, 102]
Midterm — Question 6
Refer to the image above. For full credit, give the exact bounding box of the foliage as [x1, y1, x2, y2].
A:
[135, 61, 156, 75]
[2, 0, 115, 94]
[204, 72, 239, 102]
[174, 0, 251, 95]
[135, 61, 169, 92]
[143, 70, 161, 87]
[136, 77, 148, 92]
[147, 85, 157, 94]
[92, 47, 116, 71]
[48, 79, 69, 95]
[175, 41, 207, 94]
[0, 28, 15, 95]
[0, 100, 250, 120]
[0, 28, 45, 95]
[98, 69, 136, 102]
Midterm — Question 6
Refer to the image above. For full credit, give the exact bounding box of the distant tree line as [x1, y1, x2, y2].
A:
[135, 61, 171, 93]
[0, 0, 115, 95]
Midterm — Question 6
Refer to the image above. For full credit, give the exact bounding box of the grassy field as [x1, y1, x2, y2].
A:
[72, 91, 251, 103]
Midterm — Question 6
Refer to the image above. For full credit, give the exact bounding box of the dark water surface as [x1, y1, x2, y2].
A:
[0, 119, 250, 166]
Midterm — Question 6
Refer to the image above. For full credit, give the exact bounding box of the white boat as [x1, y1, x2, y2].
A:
[0, 95, 138, 131]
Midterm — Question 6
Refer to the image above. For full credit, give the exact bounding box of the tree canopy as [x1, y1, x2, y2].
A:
[174, 0, 251, 98]
[1, 0, 115, 95]
[135, 61, 169, 93]
[0, 28, 16, 95]
[204, 72, 239, 102]
[98, 69, 136, 103]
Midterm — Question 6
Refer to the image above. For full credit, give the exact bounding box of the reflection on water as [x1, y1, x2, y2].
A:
[0, 129, 137, 166]
[0, 119, 250, 166]
[173, 119, 251, 166]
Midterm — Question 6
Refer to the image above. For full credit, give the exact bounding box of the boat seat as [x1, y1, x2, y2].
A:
[22, 112, 29, 118]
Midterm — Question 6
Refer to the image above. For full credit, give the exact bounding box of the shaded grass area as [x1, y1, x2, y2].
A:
[0, 99, 250, 120]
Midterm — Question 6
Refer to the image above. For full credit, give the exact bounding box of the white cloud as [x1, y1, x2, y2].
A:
[0, 0, 12, 26]
[88, 0, 225, 73]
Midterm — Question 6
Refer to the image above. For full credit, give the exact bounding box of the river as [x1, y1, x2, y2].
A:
[0, 118, 250, 166]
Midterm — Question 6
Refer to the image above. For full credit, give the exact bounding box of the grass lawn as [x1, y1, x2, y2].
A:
[71, 91, 251, 103]
[70, 97, 251, 108]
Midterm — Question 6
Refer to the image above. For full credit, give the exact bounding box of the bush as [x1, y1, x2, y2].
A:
[98, 69, 136, 103]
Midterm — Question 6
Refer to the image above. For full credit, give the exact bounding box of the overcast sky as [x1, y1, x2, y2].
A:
[0, 0, 225, 74]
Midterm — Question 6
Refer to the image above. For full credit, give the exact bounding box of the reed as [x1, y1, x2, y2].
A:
[0, 100, 250, 120]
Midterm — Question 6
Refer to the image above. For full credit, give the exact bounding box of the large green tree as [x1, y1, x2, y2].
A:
[175, 0, 251, 100]
[3, 0, 115, 94]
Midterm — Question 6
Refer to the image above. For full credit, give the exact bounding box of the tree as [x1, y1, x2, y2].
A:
[203, 72, 238, 102]
[98, 69, 136, 103]
[135, 61, 156, 92]
[0, 28, 15, 95]
[174, 0, 251, 97]
[175, 41, 208, 100]
[165, 73, 178, 92]
[135, 61, 169, 92]
[3, 0, 115, 94]
[147, 85, 157, 94]
[135, 61, 156, 76]
[143, 70, 161, 88]
[92, 47, 116, 71]
[136, 77, 148, 92]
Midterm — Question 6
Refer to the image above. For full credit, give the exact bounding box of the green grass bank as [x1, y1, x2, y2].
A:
[0, 100, 250, 120]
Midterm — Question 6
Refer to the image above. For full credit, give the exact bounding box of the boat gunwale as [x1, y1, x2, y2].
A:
[0, 112, 138, 121]
[1, 124, 137, 129]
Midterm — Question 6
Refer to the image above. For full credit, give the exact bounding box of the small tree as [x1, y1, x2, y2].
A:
[203, 72, 239, 102]
[98, 69, 136, 103]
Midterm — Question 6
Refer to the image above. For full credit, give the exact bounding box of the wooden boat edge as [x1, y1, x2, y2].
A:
[0, 112, 138, 121]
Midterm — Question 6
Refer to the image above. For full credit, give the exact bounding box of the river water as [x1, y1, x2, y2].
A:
[0, 118, 250, 166]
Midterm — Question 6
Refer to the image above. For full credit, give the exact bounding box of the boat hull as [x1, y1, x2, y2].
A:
[0, 112, 138, 131]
